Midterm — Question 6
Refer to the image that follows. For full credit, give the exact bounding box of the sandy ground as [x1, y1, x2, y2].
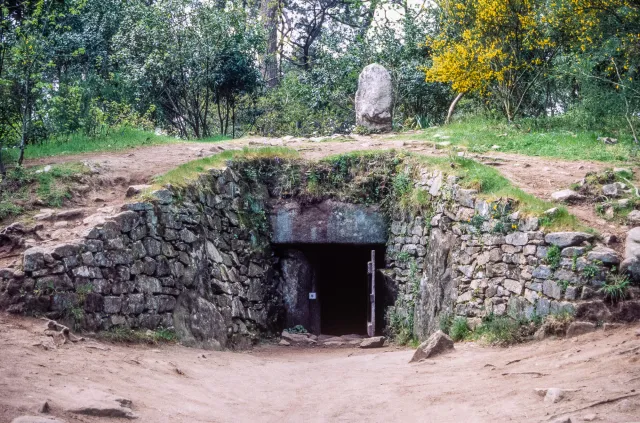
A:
[1, 314, 639, 422]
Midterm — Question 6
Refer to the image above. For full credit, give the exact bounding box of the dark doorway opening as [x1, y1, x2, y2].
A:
[275, 244, 386, 336]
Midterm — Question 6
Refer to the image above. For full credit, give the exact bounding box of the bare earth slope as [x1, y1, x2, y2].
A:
[1, 314, 639, 422]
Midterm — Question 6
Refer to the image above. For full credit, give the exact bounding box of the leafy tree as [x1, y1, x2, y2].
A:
[553, 0, 640, 141]
[0, 0, 84, 170]
[113, 0, 263, 139]
[424, 0, 560, 122]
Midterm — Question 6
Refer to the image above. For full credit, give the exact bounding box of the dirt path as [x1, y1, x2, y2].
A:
[1, 314, 639, 422]
[2, 135, 629, 268]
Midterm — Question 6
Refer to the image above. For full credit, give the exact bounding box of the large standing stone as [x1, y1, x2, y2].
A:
[355, 64, 393, 132]
[410, 330, 454, 362]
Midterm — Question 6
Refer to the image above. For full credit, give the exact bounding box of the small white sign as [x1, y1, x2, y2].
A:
[309, 292, 317, 300]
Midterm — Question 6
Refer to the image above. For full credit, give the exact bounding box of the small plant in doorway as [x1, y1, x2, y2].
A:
[284, 325, 308, 334]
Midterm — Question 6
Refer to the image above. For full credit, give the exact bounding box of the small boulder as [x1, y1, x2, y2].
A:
[626, 227, 640, 257]
[566, 321, 596, 338]
[602, 183, 621, 197]
[55, 208, 84, 220]
[281, 331, 317, 346]
[359, 336, 385, 349]
[628, 210, 640, 227]
[535, 387, 566, 403]
[410, 331, 454, 362]
[33, 210, 55, 221]
[63, 388, 137, 419]
[11, 417, 66, 423]
[125, 185, 152, 198]
[621, 257, 640, 282]
[551, 190, 585, 203]
[586, 246, 621, 265]
[544, 207, 559, 216]
[575, 301, 612, 322]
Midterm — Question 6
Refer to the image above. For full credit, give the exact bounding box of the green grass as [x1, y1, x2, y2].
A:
[97, 327, 177, 344]
[3, 128, 231, 161]
[393, 117, 636, 163]
[153, 146, 299, 188]
[416, 154, 585, 231]
[155, 147, 584, 231]
[0, 162, 91, 222]
[599, 273, 631, 303]
[469, 314, 536, 346]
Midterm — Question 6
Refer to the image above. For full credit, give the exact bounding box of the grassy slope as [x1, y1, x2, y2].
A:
[393, 117, 635, 162]
[152, 147, 300, 188]
[3, 128, 230, 162]
[0, 162, 92, 221]
[152, 148, 583, 231]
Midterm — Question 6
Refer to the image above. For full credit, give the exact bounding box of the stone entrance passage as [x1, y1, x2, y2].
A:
[275, 244, 386, 336]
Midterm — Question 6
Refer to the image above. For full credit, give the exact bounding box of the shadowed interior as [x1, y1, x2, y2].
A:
[278, 244, 386, 336]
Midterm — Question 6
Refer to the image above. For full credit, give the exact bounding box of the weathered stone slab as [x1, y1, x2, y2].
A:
[270, 200, 387, 244]
[544, 232, 594, 248]
[360, 336, 385, 348]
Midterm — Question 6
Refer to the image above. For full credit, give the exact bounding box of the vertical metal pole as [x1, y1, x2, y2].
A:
[367, 249, 376, 337]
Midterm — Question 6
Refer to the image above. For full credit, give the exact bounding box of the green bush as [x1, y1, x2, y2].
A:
[472, 314, 537, 346]
[284, 325, 308, 334]
[599, 274, 631, 303]
[98, 327, 176, 344]
[449, 317, 470, 341]
[546, 245, 562, 269]
[438, 312, 454, 334]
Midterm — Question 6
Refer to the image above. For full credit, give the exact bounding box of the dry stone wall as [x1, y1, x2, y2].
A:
[0, 166, 282, 349]
[1, 154, 637, 348]
[383, 169, 634, 340]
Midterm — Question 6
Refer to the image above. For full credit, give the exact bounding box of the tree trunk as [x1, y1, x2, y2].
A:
[224, 101, 230, 136]
[260, 0, 280, 88]
[18, 77, 30, 166]
[217, 99, 224, 136]
[445, 92, 464, 124]
[0, 146, 6, 178]
[232, 104, 236, 139]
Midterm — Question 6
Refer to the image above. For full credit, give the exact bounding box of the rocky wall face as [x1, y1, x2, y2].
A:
[0, 167, 282, 350]
[384, 171, 628, 341]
